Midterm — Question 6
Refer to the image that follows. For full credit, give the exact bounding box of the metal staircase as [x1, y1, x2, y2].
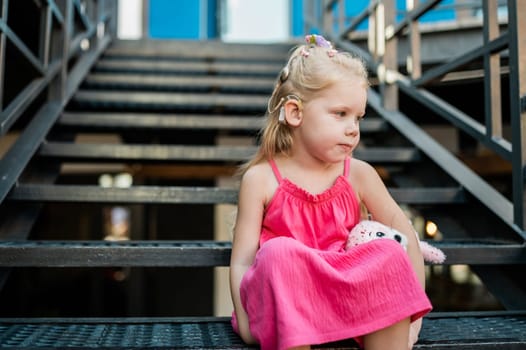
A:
[0, 0, 525, 349]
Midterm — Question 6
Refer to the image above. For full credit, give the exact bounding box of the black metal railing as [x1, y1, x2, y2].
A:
[0, 0, 117, 203]
[305, 0, 526, 234]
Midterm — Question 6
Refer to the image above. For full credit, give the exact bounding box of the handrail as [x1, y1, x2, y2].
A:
[307, 0, 526, 233]
[412, 33, 509, 87]
[389, 0, 441, 39]
[0, 0, 116, 134]
[0, 0, 117, 202]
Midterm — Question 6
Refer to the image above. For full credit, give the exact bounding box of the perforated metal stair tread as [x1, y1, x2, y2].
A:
[7, 185, 466, 205]
[57, 113, 389, 133]
[104, 39, 292, 61]
[0, 241, 232, 267]
[83, 73, 275, 93]
[0, 313, 525, 349]
[39, 143, 257, 162]
[94, 59, 283, 76]
[72, 91, 269, 112]
[38, 143, 420, 163]
[0, 240, 523, 266]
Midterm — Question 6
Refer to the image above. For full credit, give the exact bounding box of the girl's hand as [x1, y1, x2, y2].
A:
[408, 318, 422, 349]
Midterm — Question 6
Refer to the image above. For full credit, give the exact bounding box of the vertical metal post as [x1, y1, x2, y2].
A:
[95, 0, 102, 45]
[368, 3, 377, 58]
[0, 0, 8, 111]
[111, 0, 119, 38]
[86, 0, 97, 47]
[39, 3, 52, 69]
[507, 0, 526, 230]
[382, 0, 398, 110]
[304, 0, 312, 35]
[142, 0, 149, 39]
[483, 0, 502, 141]
[323, 0, 333, 37]
[49, 0, 72, 102]
[407, 0, 421, 79]
[338, 0, 345, 35]
[102, 0, 117, 39]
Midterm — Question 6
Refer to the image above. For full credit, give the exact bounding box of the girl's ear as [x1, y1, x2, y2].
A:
[283, 99, 303, 126]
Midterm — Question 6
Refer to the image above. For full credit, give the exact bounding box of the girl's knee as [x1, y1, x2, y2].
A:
[259, 236, 305, 258]
[363, 318, 410, 350]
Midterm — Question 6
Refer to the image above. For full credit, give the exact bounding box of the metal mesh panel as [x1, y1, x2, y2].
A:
[0, 315, 525, 349]
[0, 321, 251, 349]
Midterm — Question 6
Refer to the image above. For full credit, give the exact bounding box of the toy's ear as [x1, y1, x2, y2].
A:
[346, 221, 368, 250]
[420, 241, 446, 264]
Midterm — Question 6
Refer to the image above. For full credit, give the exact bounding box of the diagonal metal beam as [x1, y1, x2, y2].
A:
[389, 0, 441, 39]
[396, 77, 512, 161]
[340, 0, 380, 39]
[46, 0, 65, 24]
[0, 19, 45, 75]
[367, 86, 522, 238]
[0, 60, 61, 134]
[0, 35, 111, 203]
[413, 34, 509, 86]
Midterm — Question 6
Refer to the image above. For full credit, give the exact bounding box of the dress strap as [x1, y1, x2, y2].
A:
[268, 159, 283, 183]
[343, 157, 350, 177]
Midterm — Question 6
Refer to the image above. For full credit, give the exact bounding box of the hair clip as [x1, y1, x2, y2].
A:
[327, 49, 338, 57]
[305, 34, 332, 49]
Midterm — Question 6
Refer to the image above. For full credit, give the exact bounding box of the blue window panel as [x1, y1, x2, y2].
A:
[207, 0, 217, 38]
[292, 0, 304, 37]
[292, 0, 457, 37]
[149, 0, 200, 39]
[419, 0, 456, 22]
[396, 0, 456, 22]
[345, 0, 369, 30]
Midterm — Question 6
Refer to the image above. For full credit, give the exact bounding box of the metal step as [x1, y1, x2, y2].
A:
[0, 240, 523, 267]
[39, 143, 256, 162]
[83, 73, 275, 93]
[59, 112, 265, 130]
[57, 112, 388, 133]
[7, 185, 466, 205]
[0, 312, 525, 349]
[94, 59, 283, 76]
[8, 185, 239, 204]
[72, 91, 268, 112]
[38, 143, 420, 163]
[104, 39, 292, 62]
[0, 241, 231, 267]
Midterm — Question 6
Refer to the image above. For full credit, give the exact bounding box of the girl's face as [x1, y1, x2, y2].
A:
[296, 79, 367, 164]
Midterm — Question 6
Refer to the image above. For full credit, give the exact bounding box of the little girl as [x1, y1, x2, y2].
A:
[229, 34, 432, 350]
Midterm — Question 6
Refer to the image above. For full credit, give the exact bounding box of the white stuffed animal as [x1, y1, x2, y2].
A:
[346, 220, 446, 264]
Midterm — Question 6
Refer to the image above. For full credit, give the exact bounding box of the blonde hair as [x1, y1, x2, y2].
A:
[239, 40, 369, 175]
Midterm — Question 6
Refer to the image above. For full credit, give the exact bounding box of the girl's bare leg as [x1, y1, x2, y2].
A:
[363, 318, 410, 350]
[289, 346, 311, 350]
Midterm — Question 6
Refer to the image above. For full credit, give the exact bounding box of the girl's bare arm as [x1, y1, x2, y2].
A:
[350, 159, 425, 287]
[229, 166, 267, 344]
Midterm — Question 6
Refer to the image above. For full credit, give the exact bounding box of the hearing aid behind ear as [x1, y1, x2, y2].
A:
[276, 95, 303, 124]
[278, 106, 287, 124]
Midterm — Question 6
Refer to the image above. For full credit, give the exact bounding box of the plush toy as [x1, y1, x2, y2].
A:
[346, 220, 446, 264]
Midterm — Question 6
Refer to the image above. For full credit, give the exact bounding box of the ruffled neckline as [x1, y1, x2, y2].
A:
[280, 175, 349, 203]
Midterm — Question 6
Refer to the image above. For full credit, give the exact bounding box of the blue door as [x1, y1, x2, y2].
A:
[149, 0, 218, 39]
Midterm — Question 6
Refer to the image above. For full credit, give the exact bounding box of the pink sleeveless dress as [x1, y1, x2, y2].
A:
[233, 157, 432, 350]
